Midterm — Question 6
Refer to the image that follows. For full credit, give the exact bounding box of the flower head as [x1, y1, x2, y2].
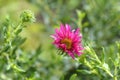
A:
[51, 24, 83, 59]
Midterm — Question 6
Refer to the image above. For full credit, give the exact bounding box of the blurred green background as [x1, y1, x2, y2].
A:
[0, 0, 120, 80]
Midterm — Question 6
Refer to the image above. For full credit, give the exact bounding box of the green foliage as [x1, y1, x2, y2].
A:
[82, 0, 120, 47]
[77, 42, 120, 80]
[0, 10, 35, 80]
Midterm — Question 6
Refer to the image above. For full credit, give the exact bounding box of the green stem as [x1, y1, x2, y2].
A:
[14, 21, 23, 34]
[114, 66, 117, 80]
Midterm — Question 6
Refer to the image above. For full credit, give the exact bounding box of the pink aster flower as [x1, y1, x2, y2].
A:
[51, 24, 84, 59]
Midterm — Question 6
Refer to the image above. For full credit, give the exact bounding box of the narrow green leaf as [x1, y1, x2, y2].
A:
[77, 70, 92, 74]
[12, 64, 25, 72]
[70, 74, 77, 80]
[15, 28, 22, 35]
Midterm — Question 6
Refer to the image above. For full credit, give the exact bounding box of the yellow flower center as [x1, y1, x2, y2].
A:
[61, 38, 72, 49]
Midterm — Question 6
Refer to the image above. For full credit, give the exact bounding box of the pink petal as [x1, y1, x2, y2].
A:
[65, 24, 71, 32]
[67, 51, 75, 59]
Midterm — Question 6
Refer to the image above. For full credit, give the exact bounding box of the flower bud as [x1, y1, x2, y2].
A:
[20, 10, 35, 22]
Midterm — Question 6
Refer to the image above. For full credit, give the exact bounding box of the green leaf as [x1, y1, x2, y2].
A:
[101, 47, 105, 62]
[12, 64, 25, 72]
[70, 74, 77, 80]
[15, 28, 22, 35]
[77, 70, 92, 74]
[76, 10, 86, 20]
